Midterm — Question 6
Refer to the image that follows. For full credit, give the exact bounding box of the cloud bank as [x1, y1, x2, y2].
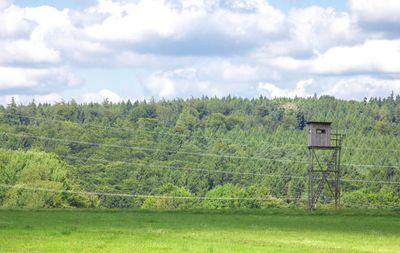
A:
[0, 0, 399, 104]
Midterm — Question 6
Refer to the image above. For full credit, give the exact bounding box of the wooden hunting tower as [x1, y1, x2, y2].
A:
[306, 121, 343, 210]
[307, 122, 331, 148]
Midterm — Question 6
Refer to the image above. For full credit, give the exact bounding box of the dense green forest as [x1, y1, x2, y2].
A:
[0, 94, 399, 209]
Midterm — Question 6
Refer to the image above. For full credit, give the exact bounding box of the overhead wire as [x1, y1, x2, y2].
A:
[60, 154, 307, 179]
[0, 131, 310, 164]
[2, 130, 400, 170]
[0, 112, 281, 149]
[0, 183, 307, 201]
[0, 104, 400, 208]
[2, 112, 400, 178]
[0, 112, 316, 159]
[60, 154, 400, 185]
[1, 110, 399, 207]
[3, 111, 399, 153]
[3, 183, 397, 209]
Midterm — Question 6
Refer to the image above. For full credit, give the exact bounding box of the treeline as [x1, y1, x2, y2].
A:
[0, 94, 399, 209]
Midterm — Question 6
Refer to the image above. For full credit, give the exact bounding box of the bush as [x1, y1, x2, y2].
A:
[342, 187, 400, 208]
[204, 184, 244, 209]
[0, 149, 98, 208]
[141, 184, 196, 209]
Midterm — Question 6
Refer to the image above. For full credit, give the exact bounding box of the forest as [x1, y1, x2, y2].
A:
[0, 94, 399, 209]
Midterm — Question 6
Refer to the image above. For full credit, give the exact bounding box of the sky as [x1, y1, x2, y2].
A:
[0, 0, 399, 105]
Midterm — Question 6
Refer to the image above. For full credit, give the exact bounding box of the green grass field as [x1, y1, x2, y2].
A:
[0, 209, 399, 253]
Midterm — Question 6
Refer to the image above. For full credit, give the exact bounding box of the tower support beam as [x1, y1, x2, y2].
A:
[308, 134, 343, 210]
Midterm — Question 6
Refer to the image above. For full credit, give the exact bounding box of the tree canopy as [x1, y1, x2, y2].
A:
[0, 94, 399, 209]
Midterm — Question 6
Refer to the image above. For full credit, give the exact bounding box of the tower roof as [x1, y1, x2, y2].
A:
[306, 121, 332, 125]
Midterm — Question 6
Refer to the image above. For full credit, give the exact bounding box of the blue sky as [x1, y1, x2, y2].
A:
[14, 0, 97, 9]
[1, 0, 399, 104]
[15, 0, 348, 12]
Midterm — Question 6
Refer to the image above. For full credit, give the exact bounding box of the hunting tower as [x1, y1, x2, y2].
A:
[306, 121, 343, 209]
[307, 122, 331, 148]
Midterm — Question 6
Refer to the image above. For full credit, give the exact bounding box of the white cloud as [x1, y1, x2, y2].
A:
[0, 4, 69, 65]
[81, 0, 284, 56]
[140, 62, 259, 99]
[254, 6, 362, 59]
[0, 0, 399, 103]
[140, 59, 279, 99]
[271, 40, 400, 74]
[0, 89, 126, 106]
[198, 60, 266, 82]
[84, 0, 184, 42]
[141, 68, 208, 98]
[0, 93, 63, 105]
[0, 39, 61, 65]
[82, 89, 124, 103]
[0, 0, 286, 66]
[312, 40, 400, 74]
[0, 4, 84, 98]
[287, 6, 358, 53]
[350, 0, 400, 29]
[0, 0, 11, 10]
[325, 76, 400, 100]
[258, 79, 314, 98]
[258, 76, 400, 100]
[0, 67, 81, 93]
[24, 5, 72, 41]
[0, 4, 35, 38]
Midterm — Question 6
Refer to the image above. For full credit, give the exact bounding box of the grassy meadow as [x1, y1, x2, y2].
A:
[0, 209, 399, 253]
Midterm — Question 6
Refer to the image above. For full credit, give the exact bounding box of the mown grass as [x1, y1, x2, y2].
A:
[0, 208, 399, 253]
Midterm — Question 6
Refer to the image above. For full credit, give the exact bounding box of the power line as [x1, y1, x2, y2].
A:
[342, 163, 400, 169]
[0, 112, 280, 148]
[1, 131, 310, 164]
[12, 112, 313, 153]
[2, 112, 399, 207]
[0, 183, 306, 201]
[340, 163, 400, 169]
[313, 175, 400, 184]
[1, 112, 313, 158]
[343, 146, 400, 152]
[1, 184, 398, 209]
[340, 178, 400, 184]
[5, 111, 399, 153]
[2, 130, 400, 169]
[1, 112, 193, 139]
[61, 154, 400, 185]
[339, 203, 400, 210]
[60, 154, 307, 179]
